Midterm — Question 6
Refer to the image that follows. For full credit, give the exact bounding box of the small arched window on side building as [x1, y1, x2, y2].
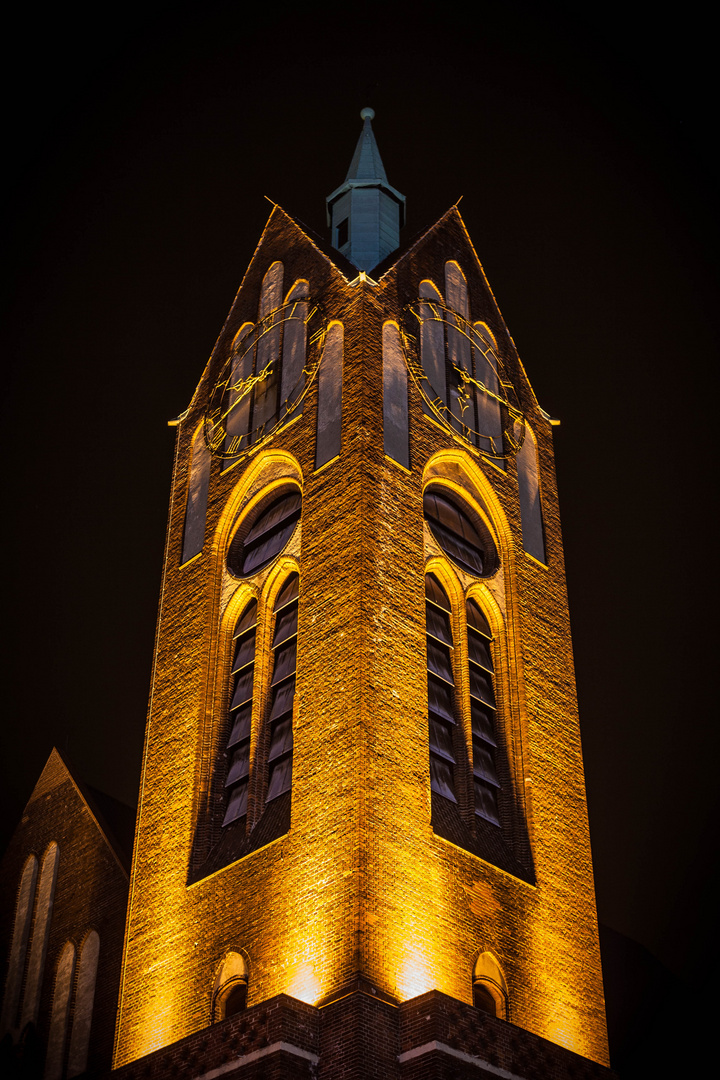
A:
[212, 951, 248, 1020]
[0, 854, 38, 1039]
[472, 951, 509, 1020]
[44, 941, 76, 1080]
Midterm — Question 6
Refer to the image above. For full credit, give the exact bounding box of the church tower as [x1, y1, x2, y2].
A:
[113, 112, 612, 1079]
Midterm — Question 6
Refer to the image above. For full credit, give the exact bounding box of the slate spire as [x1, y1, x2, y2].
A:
[326, 108, 406, 272]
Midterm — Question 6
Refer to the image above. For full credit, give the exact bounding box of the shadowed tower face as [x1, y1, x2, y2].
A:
[113, 112, 611, 1079]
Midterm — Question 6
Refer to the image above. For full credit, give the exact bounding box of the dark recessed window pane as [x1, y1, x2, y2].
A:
[473, 983, 497, 1015]
[274, 574, 300, 611]
[272, 639, 297, 685]
[230, 669, 254, 711]
[427, 638, 454, 683]
[244, 492, 301, 546]
[471, 702, 497, 745]
[226, 743, 250, 786]
[424, 490, 498, 578]
[224, 982, 247, 1016]
[430, 755, 457, 802]
[233, 602, 258, 638]
[472, 741, 500, 786]
[469, 664, 495, 707]
[227, 704, 252, 748]
[269, 678, 295, 721]
[266, 754, 292, 801]
[426, 603, 453, 646]
[231, 631, 256, 675]
[466, 600, 492, 638]
[268, 717, 293, 762]
[243, 521, 297, 576]
[228, 490, 301, 578]
[425, 573, 451, 611]
[474, 778, 500, 825]
[273, 602, 298, 647]
[428, 676, 455, 723]
[467, 629, 493, 672]
[222, 781, 248, 825]
[429, 716, 455, 762]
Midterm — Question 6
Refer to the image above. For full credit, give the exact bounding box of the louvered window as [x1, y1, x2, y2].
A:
[227, 489, 301, 578]
[424, 489, 498, 578]
[467, 598, 501, 825]
[266, 574, 298, 802]
[426, 574, 458, 803]
[223, 601, 257, 826]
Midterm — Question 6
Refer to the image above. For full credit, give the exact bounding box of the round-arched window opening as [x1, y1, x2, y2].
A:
[228, 487, 301, 578]
[423, 488, 499, 578]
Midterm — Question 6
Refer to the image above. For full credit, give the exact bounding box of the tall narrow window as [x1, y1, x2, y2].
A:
[181, 427, 212, 565]
[44, 941, 76, 1080]
[21, 841, 59, 1031]
[426, 574, 458, 802]
[66, 931, 100, 1078]
[266, 574, 298, 802]
[517, 423, 546, 565]
[223, 601, 257, 827]
[0, 855, 38, 1037]
[467, 599, 501, 826]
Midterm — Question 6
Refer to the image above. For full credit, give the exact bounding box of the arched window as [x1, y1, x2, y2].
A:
[44, 941, 76, 1080]
[223, 600, 257, 827]
[424, 487, 499, 578]
[181, 425, 212, 565]
[227, 488, 301, 578]
[0, 855, 38, 1038]
[472, 952, 508, 1020]
[426, 574, 458, 803]
[21, 841, 59, 1031]
[212, 952, 248, 1021]
[265, 574, 298, 802]
[467, 599, 501, 826]
[517, 423, 546, 565]
[66, 931, 100, 1078]
[219, 265, 312, 466]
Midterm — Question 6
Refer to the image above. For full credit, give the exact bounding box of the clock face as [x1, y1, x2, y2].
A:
[401, 299, 525, 460]
[204, 298, 326, 460]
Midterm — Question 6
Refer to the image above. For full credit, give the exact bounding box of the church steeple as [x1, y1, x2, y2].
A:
[326, 108, 406, 272]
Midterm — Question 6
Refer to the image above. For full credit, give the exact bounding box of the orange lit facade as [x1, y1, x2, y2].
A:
[111, 190, 611, 1075]
[2, 116, 613, 1080]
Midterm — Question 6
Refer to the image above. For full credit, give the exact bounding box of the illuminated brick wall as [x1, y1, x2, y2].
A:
[114, 206, 609, 1070]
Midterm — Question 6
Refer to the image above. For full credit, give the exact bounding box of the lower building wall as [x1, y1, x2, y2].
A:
[104, 989, 615, 1080]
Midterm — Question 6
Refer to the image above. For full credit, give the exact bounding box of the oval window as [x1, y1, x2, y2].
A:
[423, 488, 498, 577]
[228, 488, 301, 577]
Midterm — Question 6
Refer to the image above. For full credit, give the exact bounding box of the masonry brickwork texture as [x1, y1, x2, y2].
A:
[2, 204, 613, 1079]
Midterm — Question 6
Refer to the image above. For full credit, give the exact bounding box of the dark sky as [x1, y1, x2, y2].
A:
[2, 0, 717, 1018]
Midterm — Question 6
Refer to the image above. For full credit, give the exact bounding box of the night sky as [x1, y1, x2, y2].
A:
[2, 0, 717, 1060]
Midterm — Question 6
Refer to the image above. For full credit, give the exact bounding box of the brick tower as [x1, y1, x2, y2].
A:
[112, 111, 612, 1079]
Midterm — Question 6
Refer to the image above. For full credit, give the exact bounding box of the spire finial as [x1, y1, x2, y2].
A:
[360, 107, 375, 121]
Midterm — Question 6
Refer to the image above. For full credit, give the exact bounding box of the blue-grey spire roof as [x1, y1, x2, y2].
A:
[326, 108, 406, 272]
[345, 107, 389, 184]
